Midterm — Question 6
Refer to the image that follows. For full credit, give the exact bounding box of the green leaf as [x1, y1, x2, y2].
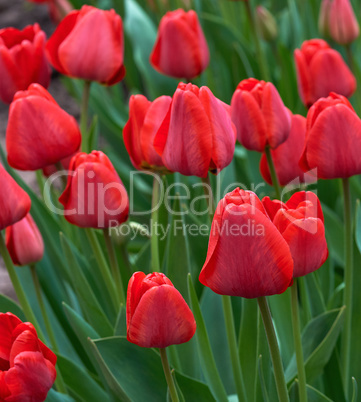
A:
[351, 378, 358, 402]
[289, 381, 333, 401]
[46, 389, 75, 402]
[355, 200, 361, 254]
[0, 293, 25, 320]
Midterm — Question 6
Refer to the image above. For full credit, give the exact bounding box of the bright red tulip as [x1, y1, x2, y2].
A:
[154, 82, 236, 177]
[127, 272, 196, 348]
[199, 188, 294, 298]
[328, 0, 359, 44]
[0, 312, 56, 402]
[0, 24, 50, 104]
[123, 94, 171, 171]
[0, 163, 31, 231]
[263, 191, 328, 277]
[150, 9, 209, 80]
[259, 113, 316, 186]
[6, 84, 81, 171]
[230, 78, 291, 152]
[5, 214, 44, 266]
[294, 39, 356, 107]
[300, 92, 361, 179]
[59, 151, 129, 228]
[46, 5, 125, 85]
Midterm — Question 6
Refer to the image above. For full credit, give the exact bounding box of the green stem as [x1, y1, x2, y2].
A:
[222, 295, 247, 402]
[30, 265, 67, 394]
[290, 281, 308, 402]
[159, 348, 180, 402]
[265, 146, 281, 199]
[35, 170, 44, 197]
[55, 161, 68, 189]
[103, 229, 125, 305]
[151, 175, 161, 272]
[341, 177, 353, 399]
[80, 80, 92, 153]
[0, 232, 43, 337]
[120, 244, 133, 277]
[201, 175, 216, 221]
[85, 228, 120, 311]
[257, 296, 289, 402]
[244, 1, 271, 81]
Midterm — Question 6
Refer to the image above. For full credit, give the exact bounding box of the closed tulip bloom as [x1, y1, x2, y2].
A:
[230, 78, 291, 152]
[263, 191, 328, 277]
[199, 188, 294, 298]
[0, 24, 50, 104]
[59, 151, 129, 228]
[150, 9, 209, 80]
[154, 82, 236, 177]
[123, 94, 171, 171]
[260, 113, 316, 186]
[294, 39, 356, 107]
[329, 0, 359, 44]
[127, 272, 196, 348]
[5, 214, 44, 266]
[46, 5, 125, 85]
[318, 0, 332, 37]
[300, 92, 361, 179]
[0, 163, 31, 231]
[6, 84, 81, 171]
[0, 312, 56, 402]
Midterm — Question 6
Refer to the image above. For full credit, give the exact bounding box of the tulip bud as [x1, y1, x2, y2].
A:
[5, 214, 44, 266]
[329, 0, 359, 44]
[127, 272, 196, 348]
[256, 6, 278, 42]
[318, 0, 332, 37]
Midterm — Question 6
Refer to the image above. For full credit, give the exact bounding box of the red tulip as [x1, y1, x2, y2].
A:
[123, 94, 171, 171]
[294, 39, 356, 107]
[0, 312, 56, 402]
[6, 84, 81, 171]
[230, 78, 291, 152]
[154, 82, 236, 177]
[5, 214, 44, 266]
[259, 112, 316, 186]
[0, 163, 31, 231]
[300, 92, 361, 179]
[59, 151, 129, 228]
[326, 0, 359, 44]
[150, 9, 209, 80]
[127, 272, 196, 348]
[263, 192, 328, 277]
[0, 24, 50, 104]
[46, 5, 125, 85]
[199, 188, 294, 298]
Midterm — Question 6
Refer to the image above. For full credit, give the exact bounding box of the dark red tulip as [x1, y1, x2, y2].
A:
[263, 191, 328, 277]
[294, 39, 356, 107]
[230, 78, 291, 152]
[150, 9, 209, 80]
[123, 94, 171, 171]
[127, 272, 196, 348]
[46, 5, 125, 85]
[5, 214, 44, 266]
[0, 24, 50, 104]
[199, 188, 294, 298]
[59, 151, 129, 228]
[0, 312, 56, 402]
[259, 112, 316, 186]
[0, 163, 31, 231]
[300, 92, 361, 179]
[154, 82, 236, 177]
[6, 84, 81, 171]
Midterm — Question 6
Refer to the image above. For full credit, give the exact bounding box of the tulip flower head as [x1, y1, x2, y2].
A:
[0, 312, 56, 402]
[0, 24, 50, 104]
[127, 272, 196, 348]
[230, 78, 291, 152]
[294, 39, 356, 107]
[150, 9, 210, 80]
[154, 82, 236, 177]
[199, 188, 294, 298]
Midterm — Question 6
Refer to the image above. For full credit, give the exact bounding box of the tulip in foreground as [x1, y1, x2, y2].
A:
[150, 9, 209, 80]
[46, 5, 125, 84]
[300, 92, 361, 179]
[154, 82, 236, 177]
[59, 151, 129, 228]
[6, 84, 81, 171]
[294, 39, 356, 107]
[0, 312, 56, 402]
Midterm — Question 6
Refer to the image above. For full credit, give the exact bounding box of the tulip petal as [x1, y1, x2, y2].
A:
[0, 372, 11, 400]
[0, 314, 22, 361]
[294, 49, 312, 106]
[126, 271, 146, 329]
[286, 191, 324, 222]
